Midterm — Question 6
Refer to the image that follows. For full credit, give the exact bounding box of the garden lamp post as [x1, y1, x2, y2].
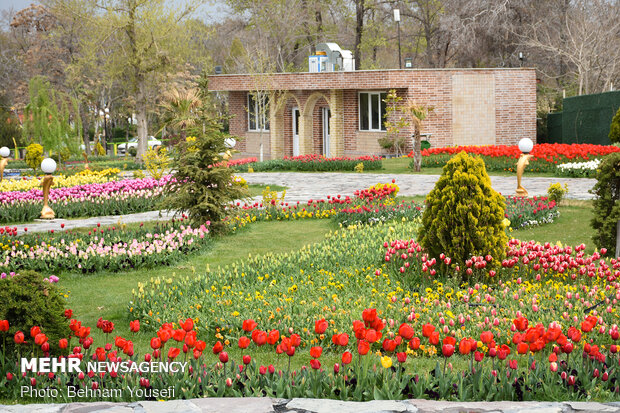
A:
[394, 9, 402, 69]
[40, 158, 57, 219]
[516, 138, 534, 197]
[0, 146, 10, 182]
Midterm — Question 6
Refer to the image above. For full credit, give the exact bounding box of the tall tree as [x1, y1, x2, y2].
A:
[81, 0, 205, 159]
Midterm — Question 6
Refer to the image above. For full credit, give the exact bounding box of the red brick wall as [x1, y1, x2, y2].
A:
[218, 69, 536, 159]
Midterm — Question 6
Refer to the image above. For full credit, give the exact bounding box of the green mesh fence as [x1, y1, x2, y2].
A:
[548, 90, 620, 145]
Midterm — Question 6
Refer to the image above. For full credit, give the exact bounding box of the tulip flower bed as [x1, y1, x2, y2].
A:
[0, 169, 120, 193]
[230, 154, 382, 172]
[0, 219, 211, 273]
[3, 241, 620, 403]
[0, 176, 169, 224]
[504, 196, 559, 229]
[555, 159, 601, 178]
[414, 144, 620, 174]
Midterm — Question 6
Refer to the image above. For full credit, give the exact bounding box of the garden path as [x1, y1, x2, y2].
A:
[239, 172, 596, 201]
[8, 173, 594, 234]
[3, 398, 619, 412]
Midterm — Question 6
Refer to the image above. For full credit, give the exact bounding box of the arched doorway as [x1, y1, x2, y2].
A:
[301, 92, 331, 156]
[269, 92, 301, 159]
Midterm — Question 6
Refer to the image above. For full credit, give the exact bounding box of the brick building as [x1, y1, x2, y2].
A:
[208, 68, 536, 160]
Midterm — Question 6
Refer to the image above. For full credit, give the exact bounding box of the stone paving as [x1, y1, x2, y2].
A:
[238, 172, 597, 201]
[6, 172, 595, 234]
[2, 398, 619, 413]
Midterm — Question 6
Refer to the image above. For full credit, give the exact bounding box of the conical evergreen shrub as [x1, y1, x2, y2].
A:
[418, 151, 507, 277]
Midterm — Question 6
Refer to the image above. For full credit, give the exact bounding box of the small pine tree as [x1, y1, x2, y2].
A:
[418, 152, 507, 277]
[163, 122, 248, 232]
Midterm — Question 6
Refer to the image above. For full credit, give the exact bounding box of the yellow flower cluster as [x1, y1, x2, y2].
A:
[0, 169, 119, 192]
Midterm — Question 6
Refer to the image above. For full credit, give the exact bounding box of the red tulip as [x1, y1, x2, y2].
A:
[30, 326, 41, 338]
[422, 323, 435, 338]
[429, 331, 440, 346]
[474, 351, 484, 362]
[242, 319, 257, 332]
[212, 341, 223, 354]
[310, 359, 321, 370]
[517, 342, 529, 355]
[362, 308, 377, 323]
[382, 339, 397, 352]
[480, 331, 493, 344]
[365, 329, 381, 343]
[398, 323, 414, 340]
[310, 346, 322, 359]
[238, 336, 250, 349]
[443, 336, 456, 346]
[513, 317, 528, 332]
[150, 337, 161, 350]
[157, 329, 171, 343]
[219, 351, 229, 363]
[459, 338, 473, 355]
[0, 320, 8, 332]
[242, 355, 251, 365]
[34, 333, 48, 346]
[184, 332, 196, 348]
[59, 339, 68, 349]
[314, 319, 328, 334]
[358, 340, 370, 355]
[168, 347, 180, 360]
[180, 318, 194, 332]
[342, 350, 353, 364]
[409, 337, 421, 350]
[172, 329, 186, 342]
[397, 352, 407, 363]
[442, 344, 455, 357]
[509, 359, 518, 370]
[267, 330, 280, 345]
[64, 309, 73, 319]
[129, 320, 140, 333]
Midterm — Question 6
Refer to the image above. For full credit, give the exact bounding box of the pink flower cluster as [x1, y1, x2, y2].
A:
[0, 177, 171, 207]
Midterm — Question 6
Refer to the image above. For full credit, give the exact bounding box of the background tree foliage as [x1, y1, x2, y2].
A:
[0, 0, 617, 149]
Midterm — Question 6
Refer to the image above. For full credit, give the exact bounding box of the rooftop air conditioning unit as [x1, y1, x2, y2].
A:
[308, 43, 355, 72]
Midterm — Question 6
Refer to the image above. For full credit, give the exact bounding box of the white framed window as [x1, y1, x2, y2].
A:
[358, 91, 387, 131]
[247, 93, 270, 131]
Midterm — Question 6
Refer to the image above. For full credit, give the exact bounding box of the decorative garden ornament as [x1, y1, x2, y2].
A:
[516, 138, 534, 197]
[0, 146, 10, 182]
[40, 158, 57, 219]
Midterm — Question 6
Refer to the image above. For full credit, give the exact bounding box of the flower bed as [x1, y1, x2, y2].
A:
[0, 169, 120, 192]
[412, 144, 619, 174]
[555, 159, 601, 178]
[504, 196, 559, 229]
[0, 176, 169, 224]
[2, 230, 619, 401]
[230, 154, 382, 172]
[0, 220, 211, 273]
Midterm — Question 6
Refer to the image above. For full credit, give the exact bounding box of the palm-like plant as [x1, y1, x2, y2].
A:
[160, 88, 202, 140]
[405, 100, 433, 172]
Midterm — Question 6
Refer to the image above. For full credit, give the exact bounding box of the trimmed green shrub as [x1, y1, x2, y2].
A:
[0, 271, 69, 352]
[591, 152, 620, 255]
[609, 108, 620, 144]
[25, 143, 44, 171]
[418, 152, 507, 277]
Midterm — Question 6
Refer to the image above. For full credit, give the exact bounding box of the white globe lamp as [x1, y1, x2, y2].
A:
[518, 138, 534, 154]
[0, 146, 9, 182]
[41, 158, 57, 174]
[224, 138, 236, 149]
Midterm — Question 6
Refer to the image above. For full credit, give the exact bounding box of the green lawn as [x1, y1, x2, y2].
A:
[511, 200, 596, 253]
[57, 199, 595, 361]
[59, 219, 332, 356]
